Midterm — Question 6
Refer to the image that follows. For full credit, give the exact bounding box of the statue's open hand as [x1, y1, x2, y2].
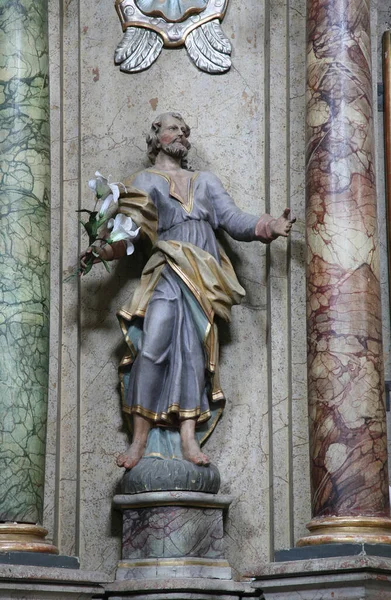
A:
[270, 208, 296, 238]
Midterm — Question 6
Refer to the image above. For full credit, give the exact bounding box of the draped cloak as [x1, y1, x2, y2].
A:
[116, 169, 275, 445]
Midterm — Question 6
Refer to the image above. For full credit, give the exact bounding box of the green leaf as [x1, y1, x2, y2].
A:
[101, 258, 111, 273]
[82, 260, 94, 276]
[63, 269, 81, 283]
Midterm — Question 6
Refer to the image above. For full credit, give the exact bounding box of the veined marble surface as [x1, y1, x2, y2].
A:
[0, 0, 50, 522]
[306, 0, 389, 517]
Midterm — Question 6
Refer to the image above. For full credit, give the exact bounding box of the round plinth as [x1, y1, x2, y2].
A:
[122, 457, 220, 494]
[297, 516, 391, 546]
[0, 524, 58, 554]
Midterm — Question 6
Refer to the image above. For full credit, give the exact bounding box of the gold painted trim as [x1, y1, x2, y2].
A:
[165, 258, 218, 375]
[198, 405, 223, 445]
[118, 500, 225, 508]
[147, 169, 198, 213]
[119, 356, 134, 367]
[119, 318, 138, 359]
[297, 516, 391, 546]
[166, 259, 214, 323]
[125, 403, 211, 424]
[118, 308, 147, 320]
[0, 524, 58, 554]
[118, 558, 230, 568]
[307, 516, 391, 530]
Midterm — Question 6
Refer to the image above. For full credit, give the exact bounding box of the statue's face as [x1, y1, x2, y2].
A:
[158, 115, 188, 147]
[157, 115, 190, 159]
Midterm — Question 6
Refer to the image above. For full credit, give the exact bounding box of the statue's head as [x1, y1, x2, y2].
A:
[147, 112, 191, 168]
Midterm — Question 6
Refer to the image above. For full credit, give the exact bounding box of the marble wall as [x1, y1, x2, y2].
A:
[42, 0, 391, 579]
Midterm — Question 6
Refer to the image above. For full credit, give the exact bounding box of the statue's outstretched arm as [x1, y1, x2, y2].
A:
[207, 172, 295, 243]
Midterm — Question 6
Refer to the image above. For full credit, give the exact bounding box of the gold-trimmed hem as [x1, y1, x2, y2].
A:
[122, 403, 211, 425]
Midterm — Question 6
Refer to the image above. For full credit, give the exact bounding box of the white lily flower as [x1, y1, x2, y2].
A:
[88, 171, 127, 218]
[99, 193, 114, 218]
[107, 214, 140, 255]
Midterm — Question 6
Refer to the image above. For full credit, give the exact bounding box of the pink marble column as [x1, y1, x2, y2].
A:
[300, 0, 391, 544]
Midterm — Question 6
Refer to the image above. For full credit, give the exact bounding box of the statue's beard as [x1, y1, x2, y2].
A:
[162, 140, 190, 160]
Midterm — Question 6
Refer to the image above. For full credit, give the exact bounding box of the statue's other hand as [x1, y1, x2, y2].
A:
[270, 208, 296, 238]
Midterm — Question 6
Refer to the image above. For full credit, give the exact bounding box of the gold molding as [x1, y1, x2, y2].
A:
[297, 516, 391, 546]
[0, 523, 58, 554]
[116, 499, 225, 509]
[118, 557, 230, 568]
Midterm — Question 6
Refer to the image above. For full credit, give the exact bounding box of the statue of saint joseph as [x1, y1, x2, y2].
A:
[81, 112, 294, 469]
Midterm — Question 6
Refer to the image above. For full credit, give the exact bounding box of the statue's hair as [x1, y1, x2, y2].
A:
[146, 112, 191, 168]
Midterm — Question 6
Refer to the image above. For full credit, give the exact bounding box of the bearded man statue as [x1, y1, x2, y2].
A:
[81, 112, 295, 473]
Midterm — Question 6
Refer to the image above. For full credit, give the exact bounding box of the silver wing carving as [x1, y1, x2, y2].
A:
[185, 19, 231, 74]
[115, 27, 163, 73]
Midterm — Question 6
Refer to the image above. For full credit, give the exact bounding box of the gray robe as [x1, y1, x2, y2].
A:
[117, 169, 273, 439]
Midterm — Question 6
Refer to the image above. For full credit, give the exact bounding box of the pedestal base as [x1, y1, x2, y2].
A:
[113, 491, 234, 581]
[104, 577, 263, 600]
[297, 516, 391, 546]
[116, 557, 232, 580]
[0, 563, 109, 599]
[0, 551, 79, 569]
[275, 542, 391, 562]
[249, 554, 391, 599]
[0, 524, 58, 554]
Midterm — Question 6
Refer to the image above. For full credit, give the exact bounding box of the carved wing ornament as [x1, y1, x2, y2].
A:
[114, 0, 231, 73]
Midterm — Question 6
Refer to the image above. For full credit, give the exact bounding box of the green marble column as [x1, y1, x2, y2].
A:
[0, 0, 50, 524]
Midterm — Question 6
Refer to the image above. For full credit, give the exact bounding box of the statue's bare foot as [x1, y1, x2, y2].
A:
[181, 437, 210, 466]
[116, 440, 145, 470]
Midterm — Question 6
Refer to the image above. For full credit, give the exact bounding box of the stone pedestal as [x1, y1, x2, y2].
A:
[0, 563, 109, 599]
[104, 578, 263, 600]
[250, 553, 391, 599]
[113, 491, 233, 580]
